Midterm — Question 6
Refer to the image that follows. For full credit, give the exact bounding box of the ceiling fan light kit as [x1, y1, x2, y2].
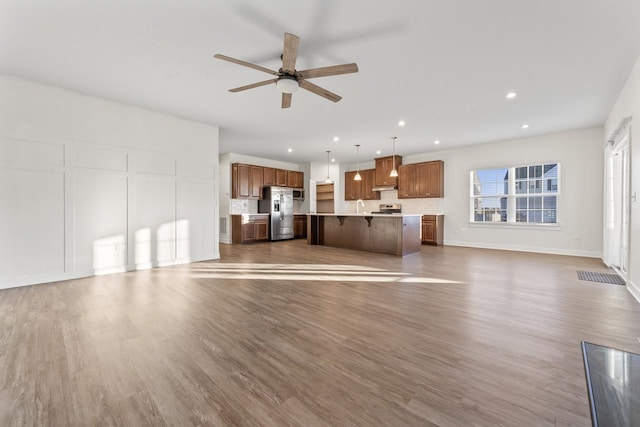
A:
[276, 76, 299, 93]
[214, 32, 358, 108]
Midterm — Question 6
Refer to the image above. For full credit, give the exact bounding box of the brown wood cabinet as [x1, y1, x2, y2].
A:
[231, 214, 269, 243]
[397, 160, 444, 199]
[344, 169, 380, 200]
[232, 163, 305, 199]
[263, 167, 276, 186]
[232, 163, 263, 199]
[397, 164, 416, 199]
[421, 215, 444, 245]
[375, 155, 402, 186]
[294, 215, 307, 238]
[287, 170, 304, 188]
[416, 161, 444, 198]
[275, 169, 287, 186]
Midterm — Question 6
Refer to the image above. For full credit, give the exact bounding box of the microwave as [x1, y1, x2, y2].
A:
[292, 188, 304, 200]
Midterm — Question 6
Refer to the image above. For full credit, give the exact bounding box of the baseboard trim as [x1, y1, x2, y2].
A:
[444, 240, 601, 258]
[0, 253, 221, 290]
[627, 279, 640, 304]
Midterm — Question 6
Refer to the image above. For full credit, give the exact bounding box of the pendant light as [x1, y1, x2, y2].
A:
[389, 137, 398, 177]
[325, 150, 332, 183]
[354, 144, 362, 181]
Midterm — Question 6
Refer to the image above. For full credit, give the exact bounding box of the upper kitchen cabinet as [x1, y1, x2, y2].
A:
[275, 169, 287, 186]
[232, 163, 263, 199]
[397, 160, 444, 198]
[287, 170, 304, 188]
[397, 164, 416, 199]
[375, 155, 402, 186]
[344, 169, 379, 200]
[416, 160, 444, 198]
[263, 167, 276, 186]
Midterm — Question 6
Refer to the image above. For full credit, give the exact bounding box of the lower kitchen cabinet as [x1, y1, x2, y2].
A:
[294, 215, 307, 239]
[231, 214, 270, 243]
[422, 215, 444, 245]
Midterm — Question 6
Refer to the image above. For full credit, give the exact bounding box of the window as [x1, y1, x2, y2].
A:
[471, 163, 559, 224]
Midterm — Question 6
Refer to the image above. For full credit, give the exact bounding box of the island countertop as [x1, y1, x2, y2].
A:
[308, 213, 422, 217]
[307, 213, 421, 256]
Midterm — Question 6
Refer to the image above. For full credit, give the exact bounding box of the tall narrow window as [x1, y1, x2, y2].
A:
[470, 163, 559, 224]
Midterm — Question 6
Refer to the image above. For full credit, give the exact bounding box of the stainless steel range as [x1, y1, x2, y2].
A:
[371, 203, 402, 214]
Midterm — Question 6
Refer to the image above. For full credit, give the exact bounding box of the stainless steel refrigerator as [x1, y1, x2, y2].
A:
[258, 186, 294, 241]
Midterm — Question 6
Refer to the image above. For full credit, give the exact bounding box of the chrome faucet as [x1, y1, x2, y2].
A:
[356, 199, 365, 215]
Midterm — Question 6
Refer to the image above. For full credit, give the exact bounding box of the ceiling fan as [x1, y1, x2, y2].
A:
[214, 32, 358, 108]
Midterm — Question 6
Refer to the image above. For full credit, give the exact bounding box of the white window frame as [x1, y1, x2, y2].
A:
[469, 163, 561, 226]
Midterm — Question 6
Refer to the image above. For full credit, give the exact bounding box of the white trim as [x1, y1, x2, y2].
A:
[444, 240, 601, 258]
[468, 222, 561, 230]
[627, 280, 640, 304]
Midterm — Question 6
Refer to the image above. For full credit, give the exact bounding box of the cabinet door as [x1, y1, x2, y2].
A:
[250, 166, 263, 199]
[398, 164, 416, 198]
[275, 169, 287, 186]
[255, 221, 269, 240]
[236, 164, 251, 198]
[243, 222, 256, 241]
[422, 220, 436, 243]
[427, 161, 444, 197]
[375, 156, 401, 186]
[263, 167, 276, 186]
[361, 169, 380, 200]
[295, 171, 304, 188]
[345, 171, 363, 200]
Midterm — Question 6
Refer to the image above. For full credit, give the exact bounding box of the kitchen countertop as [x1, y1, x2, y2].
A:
[308, 213, 422, 217]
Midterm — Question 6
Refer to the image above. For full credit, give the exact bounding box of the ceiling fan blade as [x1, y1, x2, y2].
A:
[298, 63, 359, 79]
[299, 80, 342, 103]
[214, 54, 278, 76]
[282, 93, 292, 109]
[229, 79, 277, 93]
[281, 33, 300, 74]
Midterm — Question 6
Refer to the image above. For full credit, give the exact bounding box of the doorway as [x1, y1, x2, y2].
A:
[604, 119, 631, 278]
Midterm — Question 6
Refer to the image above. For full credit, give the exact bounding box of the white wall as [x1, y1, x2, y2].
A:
[0, 75, 219, 289]
[606, 56, 640, 301]
[218, 152, 308, 244]
[343, 127, 604, 257]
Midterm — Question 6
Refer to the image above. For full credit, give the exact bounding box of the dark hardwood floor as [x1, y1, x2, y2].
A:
[1, 240, 639, 426]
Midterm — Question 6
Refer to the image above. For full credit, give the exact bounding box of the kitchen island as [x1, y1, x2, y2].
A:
[307, 213, 421, 256]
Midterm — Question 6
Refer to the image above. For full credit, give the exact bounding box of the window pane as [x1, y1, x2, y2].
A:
[516, 197, 527, 209]
[516, 210, 527, 222]
[515, 167, 527, 179]
[543, 164, 558, 178]
[543, 210, 556, 223]
[529, 211, 543, 223]
[515, 181, 527, 194]
[543, 196, 556, 209]
[529, 196, 542, 209]
[544, 178, 558, 192]
[529, 179, 542, 193]
[529, 165, 542, 178]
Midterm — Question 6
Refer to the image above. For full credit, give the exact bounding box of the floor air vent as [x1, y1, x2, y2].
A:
[577, 271, 625, 285]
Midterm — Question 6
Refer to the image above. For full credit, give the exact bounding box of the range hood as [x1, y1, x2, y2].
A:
[371, 185, 397, 192]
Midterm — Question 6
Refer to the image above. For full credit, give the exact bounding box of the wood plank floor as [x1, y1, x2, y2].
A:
[1, 241, 640, 426]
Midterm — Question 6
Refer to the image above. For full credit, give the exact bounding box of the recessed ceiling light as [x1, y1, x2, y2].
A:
[376, 150, 381, 154]
[522, 124, 529, 129]
[333, 136, 339, 142]
[434, 140, 440, 145]
[287, 148, 293, 152]
[398, 120, 406, 127]
[331, 158, 335, 162]
[506, 92, 517, 99]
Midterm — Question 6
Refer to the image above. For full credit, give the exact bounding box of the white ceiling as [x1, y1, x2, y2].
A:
[2, 0, 639, 164]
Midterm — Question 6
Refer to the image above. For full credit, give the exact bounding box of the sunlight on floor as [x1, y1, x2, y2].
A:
[185, 262, 461, 285]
